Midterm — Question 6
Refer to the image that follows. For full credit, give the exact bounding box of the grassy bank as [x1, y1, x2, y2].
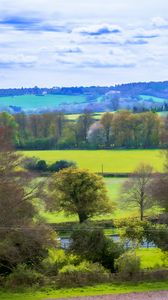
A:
[1, 281, 168, 300]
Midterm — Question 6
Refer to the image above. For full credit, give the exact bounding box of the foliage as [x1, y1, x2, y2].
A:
[70, 224, 123, 271]
[47, 168, 111, 223]
[57, 261, 110, 287]
[115, 251, 141, 280]
[0, 151, 57, 275]
[42, 249, 80, 276]
[5, 264, 45, 289]
[48, 160, 76, 172]
[36, 160, 48, 171]
[0, 109, 164, 150]
[117, 219, 151, 247]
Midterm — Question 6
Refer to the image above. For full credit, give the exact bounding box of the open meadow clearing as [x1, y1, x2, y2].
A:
[22, 149, 164, 174]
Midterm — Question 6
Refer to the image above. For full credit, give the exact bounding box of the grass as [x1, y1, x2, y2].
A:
[1, 281, 168, 300]
[136, 248, 168, 270]
[0, 94, 87, 111]
[22, 149, 164, 173]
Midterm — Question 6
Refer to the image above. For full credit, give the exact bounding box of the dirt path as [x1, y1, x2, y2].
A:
[45, 291, 168, 300]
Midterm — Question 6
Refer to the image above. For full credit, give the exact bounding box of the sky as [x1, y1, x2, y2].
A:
[0, 0, 168, 87]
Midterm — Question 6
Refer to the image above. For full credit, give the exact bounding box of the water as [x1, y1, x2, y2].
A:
[60, 234, 155, 249]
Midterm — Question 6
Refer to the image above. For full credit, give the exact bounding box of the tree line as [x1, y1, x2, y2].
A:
[0, 110, 167, 150]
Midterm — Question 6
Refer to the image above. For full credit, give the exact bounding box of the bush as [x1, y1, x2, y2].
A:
[48, 160, 76, 172]
[23, 157, 38, 170]
[36, 160, 48, 171]
[42, 249, 80, 276]
[115, 251, 141, 280]
[70, 224, 123, 272]
[57, 261, 110, 287]
[5, 264, 46, 289]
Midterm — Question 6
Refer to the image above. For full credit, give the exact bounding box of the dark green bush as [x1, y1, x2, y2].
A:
[48, 160, 76, 172]
[36, 160, 48, 171]
[70, 224, 123, 272]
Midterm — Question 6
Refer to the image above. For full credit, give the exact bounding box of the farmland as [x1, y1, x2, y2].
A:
[23, 149, 164, 173]
[0, 94, 87, 112]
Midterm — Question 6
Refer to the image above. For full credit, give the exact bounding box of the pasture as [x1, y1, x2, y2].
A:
[23, 149, 164, 173]
[0, 94, 87, 112]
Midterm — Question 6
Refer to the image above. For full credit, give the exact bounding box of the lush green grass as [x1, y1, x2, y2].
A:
[23, 149, 164, 173]
[1, 281, 168, 300]
[136, 248, 168, 270]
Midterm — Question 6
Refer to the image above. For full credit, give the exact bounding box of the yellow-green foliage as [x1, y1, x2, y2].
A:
[22, 149, 163, 173]
[136, 248, 168, 270]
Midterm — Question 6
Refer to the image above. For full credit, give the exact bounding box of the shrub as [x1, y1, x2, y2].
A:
[48, 160, 76, 172]
[70, 224, 123, 272]
[115, 251, 141, 280]
[42, 249, 80, 276]
[5, 264, 46, 289]
[36, 160, 48, 171]
[57, 261, 110, 287]
[23, 157, 38, 170]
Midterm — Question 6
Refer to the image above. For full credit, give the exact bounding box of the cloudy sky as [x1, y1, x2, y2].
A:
[0, 0, 168, 87]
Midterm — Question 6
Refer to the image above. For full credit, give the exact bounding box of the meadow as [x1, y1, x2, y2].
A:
[23, 149, 164, 173]
[0, 94, 87, 112]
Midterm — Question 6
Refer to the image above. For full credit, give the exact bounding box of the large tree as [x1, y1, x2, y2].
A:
[47, 168, 111, 223]
[121, 164, 154, 220]
[0, 151, 56, 274]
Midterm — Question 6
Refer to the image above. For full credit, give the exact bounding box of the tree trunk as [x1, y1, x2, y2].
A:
[78, 212, 88, 223]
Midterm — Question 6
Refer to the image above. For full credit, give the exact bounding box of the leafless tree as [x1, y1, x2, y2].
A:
[121, 164, 153, 220]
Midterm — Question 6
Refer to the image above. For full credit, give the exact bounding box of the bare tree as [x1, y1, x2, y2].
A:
[150, 150, 168, 213]
[121, 164, 153, 220]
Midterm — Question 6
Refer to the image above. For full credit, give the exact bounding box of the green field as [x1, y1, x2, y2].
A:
[23, 149, 164, 173]
[140, 95, 168, 103]
[136, 248, 168, 270]
[0, 94, 87, 112]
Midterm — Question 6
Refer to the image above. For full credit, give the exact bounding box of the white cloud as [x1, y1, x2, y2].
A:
[74, 24, 122, 35]
[151, 16, 168, 27]
[0, 1, 168, 86]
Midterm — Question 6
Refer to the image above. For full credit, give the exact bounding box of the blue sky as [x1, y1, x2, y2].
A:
[0, 0, 168, 87]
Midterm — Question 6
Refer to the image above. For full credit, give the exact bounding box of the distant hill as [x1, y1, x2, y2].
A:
[0, 81, 168, 114]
